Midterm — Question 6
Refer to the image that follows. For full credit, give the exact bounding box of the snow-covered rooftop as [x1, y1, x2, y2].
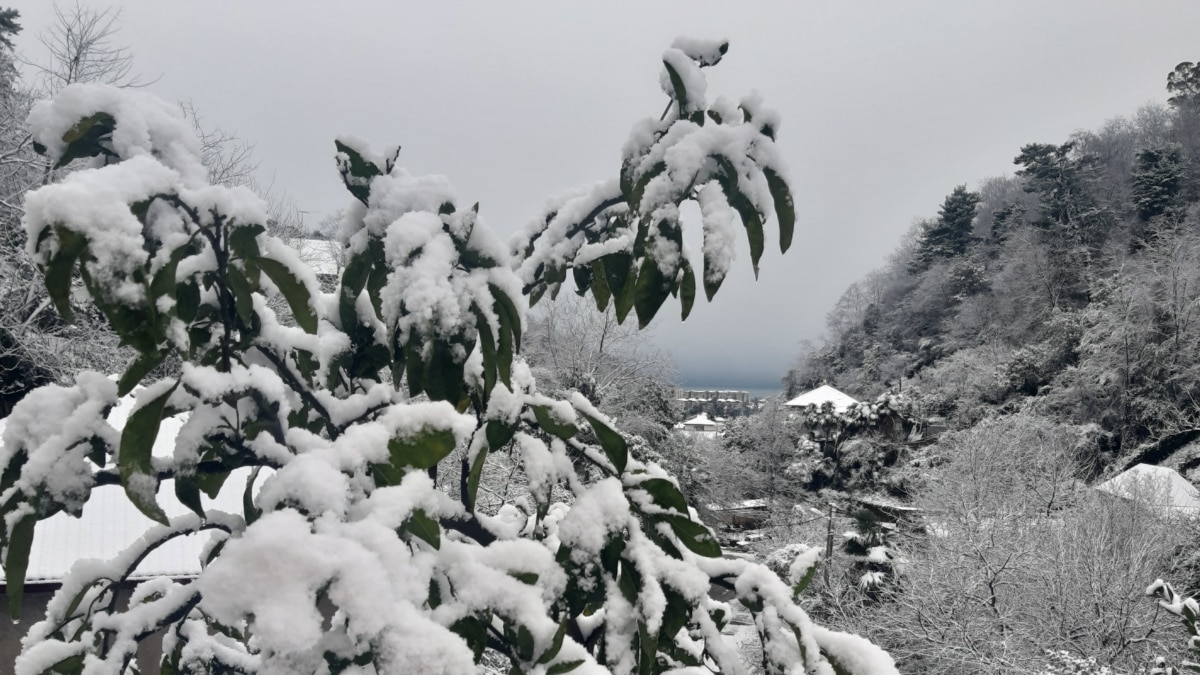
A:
[784, 384, 858, 413]
[681, 413, 718, 427]
[1095, 463, 1200, 516]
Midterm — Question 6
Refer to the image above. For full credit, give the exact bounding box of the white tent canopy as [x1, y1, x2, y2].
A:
[1095, 463, 1200, 517]
[785, 384, 859, 413]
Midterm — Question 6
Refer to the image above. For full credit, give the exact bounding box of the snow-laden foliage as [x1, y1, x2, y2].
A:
[1146, 580, 1200, 674]
[511, 36, 794, 328]
[0, 42, 896, 674]
[796, 393, 913, 446]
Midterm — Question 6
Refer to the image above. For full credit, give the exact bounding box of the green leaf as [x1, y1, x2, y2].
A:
[421, 338, 464, 404]
[633, 254, 671, 329]
[373, 460, 405, 489]
[619, 159, 635, 203]
[764, 167, 796, 254]
[597, 250, 637, 325]
[679, 258, 696, 321]
[572, 263, 593, 296]
[103, 301, 159, 354]
[176, 280, 200, 323]
[709, 607, 728, 631]
[87, 436, 107, 468]
[48, 653, 84, 675]
[618, 560, 641, 603]
[660, 586, 690, 640]
[714, 155, 765, 277]
[537, 620, 568, 665]
[119, 384, 178, 525]
[54, 112, 116, 169]
[642, 516, 683, 559]
[339, 241, 377, 331]
[662, 515, 721, 558]
[663, 60, 690, 116]
[823, 649, 856, 675]
[43, 227, 88, 323]
[581, 412, 627, 475]
[365, 244, 388, 320]
[244, 467, 262, 526]
[196, 469, 230, 500]
[532, 405, 578, 440]
[486, 420, 517, 451]
[517, 624, 536, 662]
[637, 621, 657, 675]
[634, 478, 688, 515]
[257, 257, 317, 333]
[405, 341, 425, 398]
[466, 444, 488, 512]
[490, 284, 522, 352]
[0, 456, 27, 530]
[387, 428, 458, 471]
[117, 351, 165, 397]
[227, 266, 255, 326]
[512, 572, 539, 585]
[472, 308, 498, 395]
[174, 475, 205, 520]
[149, 238, 195, 311]
[401, 509, 441, 549]
[547, 660, 585, 675]
[630, 162, 666, 211]
[227, 223, 265, 260]
[334, 139, 384, 205]
[451, 617, 488, 662]
[496, 311, 514, 388]
[793, 557, 818, 597]
[590, 258, 612, 312]
[600, 536, 625, 577]
[4, 514, 35, 620]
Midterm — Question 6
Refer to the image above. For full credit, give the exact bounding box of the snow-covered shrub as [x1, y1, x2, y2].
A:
[0, 40, 897, 674]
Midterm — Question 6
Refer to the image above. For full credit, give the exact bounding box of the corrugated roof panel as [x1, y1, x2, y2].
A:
[0, 392, 260, 586]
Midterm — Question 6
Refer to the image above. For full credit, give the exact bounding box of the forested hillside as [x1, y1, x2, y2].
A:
[788, 62, 1200, 472]
[731, 63, 1200, 672]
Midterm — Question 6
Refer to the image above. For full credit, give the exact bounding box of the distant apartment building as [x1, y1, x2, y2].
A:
[675, 388, 755, 418]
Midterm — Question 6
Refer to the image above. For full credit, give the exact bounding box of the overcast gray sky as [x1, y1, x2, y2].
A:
[12, 1, 1200, 391]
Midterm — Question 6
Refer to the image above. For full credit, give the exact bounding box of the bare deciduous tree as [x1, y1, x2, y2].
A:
[21, 3, 153, 95]
[834, 414, 1188, 674]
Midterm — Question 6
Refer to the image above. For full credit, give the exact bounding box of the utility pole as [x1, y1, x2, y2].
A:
[824, 500, 834, 587]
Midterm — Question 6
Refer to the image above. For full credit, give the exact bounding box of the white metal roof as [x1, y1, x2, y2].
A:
[784, 385, 859, 412]
[0, 393, 258, 586]
[1095, 463, 1200, 516]
[681, 413, 718, 427]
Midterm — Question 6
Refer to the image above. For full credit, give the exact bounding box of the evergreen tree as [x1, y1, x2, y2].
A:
[0, 7, 19, 50]
[910, 185, 979, 272]
[1131, 143, 1185, 223]
[1167, 61, 1200, 110]
[1014, 141, 1112, 247]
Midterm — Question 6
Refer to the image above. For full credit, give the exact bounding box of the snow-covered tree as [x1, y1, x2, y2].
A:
[0, 40, 897, 674]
